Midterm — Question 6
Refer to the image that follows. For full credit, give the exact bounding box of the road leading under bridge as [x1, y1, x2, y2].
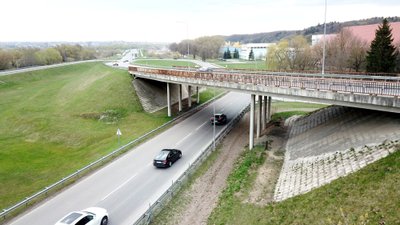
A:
[129, 66, 400, 149]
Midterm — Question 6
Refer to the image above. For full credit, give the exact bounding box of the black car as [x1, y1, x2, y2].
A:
[153, 149, 182, 168]
[210, 113, 227, 125]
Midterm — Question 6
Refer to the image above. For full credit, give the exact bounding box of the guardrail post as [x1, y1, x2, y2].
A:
[3, 209, 7, 220]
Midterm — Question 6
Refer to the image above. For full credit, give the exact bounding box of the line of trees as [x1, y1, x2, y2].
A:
[266, 19, 400, 73]
[222, 48, 239, 59]
[169, 36, 225, 61]
[0, 44, 98, 70]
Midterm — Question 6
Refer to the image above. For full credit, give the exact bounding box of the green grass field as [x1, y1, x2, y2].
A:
[133, 59, 197, 68]
[211, 60, 267, 70]
[0, 62, 173, 209]
[208, 147, 400, 225]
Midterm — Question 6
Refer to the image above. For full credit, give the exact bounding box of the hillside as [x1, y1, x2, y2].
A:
[0, 62, 170, 210]
[225, 16, 400, 43]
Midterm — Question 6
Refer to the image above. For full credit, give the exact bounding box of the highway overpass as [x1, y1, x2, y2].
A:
[128, 66, 400, 149]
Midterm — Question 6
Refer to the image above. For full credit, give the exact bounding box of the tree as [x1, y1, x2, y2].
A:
[366, 18, 398, 73]
[195, 36, 225, 61]
[0, 49, 12, 70]
[169, 42, 178, 52]
[226, 48, 232, 59]
[348, 37, 368, 72]
[249, 49, 254, 61]
[266, 44, 278, 70]
[233, 49, 239, 59]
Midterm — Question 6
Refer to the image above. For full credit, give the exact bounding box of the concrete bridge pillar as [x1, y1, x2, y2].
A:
[178, 84, 182, 112]
[196, 86, 200, 104]
[249, 94, 255, 150]
[188, 85, 192, 107]
[262, 96, 267, 130]
[167, 83, 171, 117]
[267, 96, 272, 121]
[257, 95, 262, 138]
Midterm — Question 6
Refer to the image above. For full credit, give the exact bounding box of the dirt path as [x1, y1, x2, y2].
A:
[171, 113, 251, 225]
[245, 127, 285, 205]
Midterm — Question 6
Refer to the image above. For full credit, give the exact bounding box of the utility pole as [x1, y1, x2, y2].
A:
[322, 0, 327, 74]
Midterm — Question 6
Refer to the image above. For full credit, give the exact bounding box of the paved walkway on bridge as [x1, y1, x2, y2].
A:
[274, 106, 400, 201]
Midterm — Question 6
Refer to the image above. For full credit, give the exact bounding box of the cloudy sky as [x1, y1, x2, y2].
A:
[1, 0, 399, 42]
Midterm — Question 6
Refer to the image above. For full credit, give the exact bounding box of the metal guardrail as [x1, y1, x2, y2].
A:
[0, 92, 225, 221]
[132, 104, 250, 225]
[129, 66, 400, 97]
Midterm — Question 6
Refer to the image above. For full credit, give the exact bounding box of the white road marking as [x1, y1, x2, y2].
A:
[174, 131, 194, 147]
[196, 121, 208, 131]
[101, 173, 138, 201]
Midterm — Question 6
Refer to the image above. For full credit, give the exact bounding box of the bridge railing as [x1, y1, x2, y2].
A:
[129, 66, 400, 97]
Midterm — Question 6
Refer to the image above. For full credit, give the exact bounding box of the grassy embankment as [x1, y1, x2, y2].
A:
[150, 102, 326, 224]
[0, 62, 170, 209]
[209, 143, 400, 225]
[0, 61, 218, 210]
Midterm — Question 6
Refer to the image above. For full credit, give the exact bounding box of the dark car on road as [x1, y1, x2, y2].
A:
[211, 113, 227, 125]
[153, 149, 182, 168]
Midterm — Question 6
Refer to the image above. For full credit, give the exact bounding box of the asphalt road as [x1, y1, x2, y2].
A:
[0, 60, 101, 77]
[7, 92, 250, 225]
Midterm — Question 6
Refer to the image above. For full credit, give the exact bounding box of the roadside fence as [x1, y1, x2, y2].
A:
[0, 91, 226, 221]
[132, 103, 250, 225]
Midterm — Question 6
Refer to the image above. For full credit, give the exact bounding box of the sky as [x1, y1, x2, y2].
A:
[1, 0, 400, 43]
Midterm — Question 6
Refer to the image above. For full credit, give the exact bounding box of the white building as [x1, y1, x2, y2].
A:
[239, 43, 275, 60]
[311, 34, 337, 46]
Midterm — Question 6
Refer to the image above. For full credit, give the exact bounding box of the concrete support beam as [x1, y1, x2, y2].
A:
[249, 94, 255, 150]
[167, 82, 171, 117]
[188, 85, 192, 107]
[196, 86, 200, 104]
[257, 95, 262, 138]
[267, 96, 272, 121]
[178, 84, 182, 112]
[262, 95, 267, 129]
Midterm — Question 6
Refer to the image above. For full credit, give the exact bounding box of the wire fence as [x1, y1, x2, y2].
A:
[132, 104, 250, 225]
[0, 92, 226, 221]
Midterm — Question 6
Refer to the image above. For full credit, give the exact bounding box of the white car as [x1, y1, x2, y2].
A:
[197, 67, 213, 72]
[55, 207, 108, 225]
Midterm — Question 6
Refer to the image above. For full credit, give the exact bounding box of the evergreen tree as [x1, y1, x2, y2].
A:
[223, 50, 227, 59]
[249, 49, 254, 61]
[233, 49, 239, 59]
[366, 18, 398, 73]
[226, 48, 232, 59]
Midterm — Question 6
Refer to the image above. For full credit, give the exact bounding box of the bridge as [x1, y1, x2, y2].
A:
[128, 66, 400, 149]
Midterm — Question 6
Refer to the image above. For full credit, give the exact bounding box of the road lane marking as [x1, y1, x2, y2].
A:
[101, 173, 138, 201]
[174, 131, 194, 147]
[195, 121, 208, 131]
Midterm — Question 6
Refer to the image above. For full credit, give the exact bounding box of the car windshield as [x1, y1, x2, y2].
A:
[60, 212, 83, 224]
[155, 150, 170, 160]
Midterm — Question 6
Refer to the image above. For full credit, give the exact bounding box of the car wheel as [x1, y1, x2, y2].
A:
[101, 216, 108, 225]
[168, 161, 172, 167]
[179, 153, 182, 158]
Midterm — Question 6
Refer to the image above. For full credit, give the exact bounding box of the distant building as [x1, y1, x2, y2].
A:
[344, 21, 400, 45]
[311, 34, 337, 46]
[239, 43, 275, 60]
[312, 22, 400, 46]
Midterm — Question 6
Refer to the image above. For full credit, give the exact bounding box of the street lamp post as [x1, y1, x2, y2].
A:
[213, 88, 216, 150]
[322, 0, 327, 74]
[177, 21, 190, 69]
